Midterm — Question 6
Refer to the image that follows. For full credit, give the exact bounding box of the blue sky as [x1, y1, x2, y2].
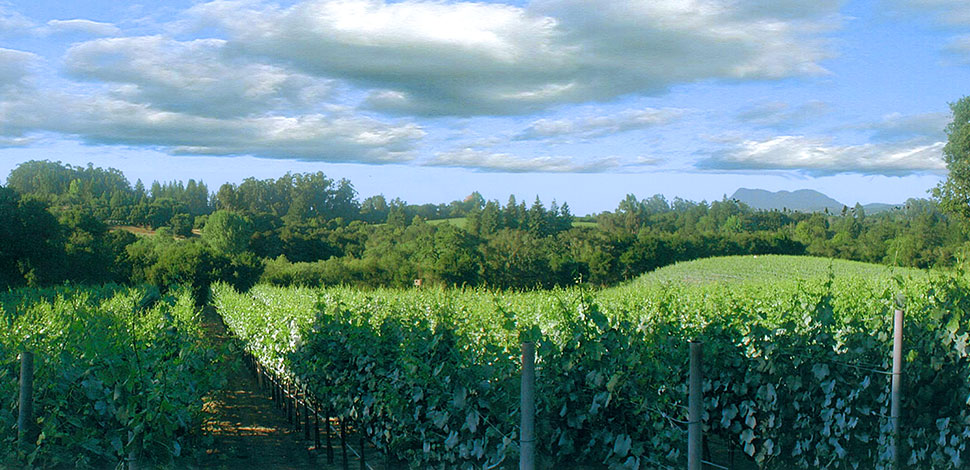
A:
[0, 0, 967, 215]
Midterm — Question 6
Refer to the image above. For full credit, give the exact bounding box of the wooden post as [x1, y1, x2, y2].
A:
[272, 376, 279, 406]
[520, 342, 536, 470]
[287, 385, 294, 424]
[341, 418, 350, 470]
[890, 308, 904, 469]
[18, 351, 34, 449]
[304, 393, 311, 439]
[359, 425, 366, 470]
[127, 431, 139, 470]
[314, 401, 322, 450]
[293, 389, 300, 431]
[327, 407, 335, 464]
[688, 341, 703, 470]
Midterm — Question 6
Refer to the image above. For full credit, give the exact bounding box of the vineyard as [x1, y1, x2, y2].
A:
[3, 255, 969, 469]
[213, 255, 970, 469]
[0, 285, 224, 468]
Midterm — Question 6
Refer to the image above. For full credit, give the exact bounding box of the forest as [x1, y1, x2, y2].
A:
[0, 159, 966, 299]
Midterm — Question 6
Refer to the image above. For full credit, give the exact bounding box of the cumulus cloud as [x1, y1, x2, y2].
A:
[0, 48, 40, 142]
[854, 111, 950, 141]
[427, 148, 622, 172]
[0, 48, 37, 90]
[735, 100, 831, 129]
[516, 107, 686, 140]
[0, 136, 35, 147]
[698, 135, 946, 175]
[10, 93, 425, 162]
[0, 6, 33, 34]
[0, 41, 424, 162]
[43, 19, 120, 36]
[64, 36, 333, 118]
[188, 0, 840, 116]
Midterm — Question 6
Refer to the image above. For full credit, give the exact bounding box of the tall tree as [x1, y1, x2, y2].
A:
[934, 96, 970, 224]
[202, 210, 254, 255]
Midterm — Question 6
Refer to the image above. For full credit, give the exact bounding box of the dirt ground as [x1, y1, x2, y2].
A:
[194, 308, 385, 470]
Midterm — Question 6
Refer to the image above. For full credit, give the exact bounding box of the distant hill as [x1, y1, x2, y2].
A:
[860, 202, 901, 213]
[730, 188, 901, 214]
[731, 188, 844, 212]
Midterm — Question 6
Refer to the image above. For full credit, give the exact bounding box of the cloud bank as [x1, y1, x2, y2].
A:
[699, 135, 946, 175]
[188, 0, 840, 116]
[516, 108, 686, 140]
[427, 148, 623, 173]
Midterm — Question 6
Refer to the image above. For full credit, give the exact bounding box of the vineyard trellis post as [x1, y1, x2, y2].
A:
[18, 350, 34, 450]
[359, 425, 366, 470]
[327, 406, 335, 464]
[341, 417, 350, 470]
[890, 307, 903, 469]
[688, 341, 703, 470]
[520, 342, 536, 470]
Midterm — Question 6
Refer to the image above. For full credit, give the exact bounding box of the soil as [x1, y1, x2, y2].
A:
[192, 308, 385, 470]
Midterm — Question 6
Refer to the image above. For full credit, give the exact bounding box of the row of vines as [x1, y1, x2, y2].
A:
[0, 285, 225, 468]
[214, 270, 970, 469]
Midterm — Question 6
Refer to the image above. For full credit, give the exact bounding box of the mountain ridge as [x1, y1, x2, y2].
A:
[730, 188, 900, 213]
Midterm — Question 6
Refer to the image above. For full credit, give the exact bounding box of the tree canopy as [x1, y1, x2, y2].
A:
[935, 96, 970, 225]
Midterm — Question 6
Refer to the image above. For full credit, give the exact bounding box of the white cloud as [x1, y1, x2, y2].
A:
[427, 148, 621, 173]
[64, 36, 333, 118]
[0, 45, 424, 163]
[0, 136, 35, 147]
[888, 0, 970, 25]
[699, 135, 946, 175]
[43, 19, 121, 36]
[516, 107, 686, 140]
[19, 94, 425, 162]
[0, 48, 39, 141]
[946, 35, 970, 63]
[735, 100, 831, 128]
[0, 6, 33, 34]
[855, 111, 950, 141]
[0, 29, 423, 163]
[886, 1, 970, 60]
[0, 48, 37, 90]
[188, 0, 840, 115]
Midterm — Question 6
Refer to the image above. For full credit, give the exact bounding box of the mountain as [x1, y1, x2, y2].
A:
[730, 188, 845, 213]
[860, 202, 901, 214]
[730, 188, 902, 213]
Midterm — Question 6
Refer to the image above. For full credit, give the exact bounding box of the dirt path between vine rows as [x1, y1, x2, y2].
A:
[193, 307, 384, 470]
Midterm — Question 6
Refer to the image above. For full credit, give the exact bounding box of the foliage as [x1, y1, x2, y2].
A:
[202, 210, 253, 255]
[4, 160, 969, 291]
[126, 236, 263, 304]
[214, 258, 970, 469]
[0, 285, 225, 468]
[935, 96, 970, 226]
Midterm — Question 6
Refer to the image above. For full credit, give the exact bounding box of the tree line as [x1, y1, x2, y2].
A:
[2, 158, 967, 299]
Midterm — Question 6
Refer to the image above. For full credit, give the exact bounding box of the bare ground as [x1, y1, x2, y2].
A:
[193, 308, 385, 470]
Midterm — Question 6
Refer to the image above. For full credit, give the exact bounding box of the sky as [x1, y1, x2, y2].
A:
[0, 0, 967, 215]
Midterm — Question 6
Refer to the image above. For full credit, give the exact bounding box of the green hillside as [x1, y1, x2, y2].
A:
[627, 254, 927, 286]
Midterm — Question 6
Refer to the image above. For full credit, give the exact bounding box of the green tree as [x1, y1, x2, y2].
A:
[934, 96, 970, 224]
[202, 210, 254, 255]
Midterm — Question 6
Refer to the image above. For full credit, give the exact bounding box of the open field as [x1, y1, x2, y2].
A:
[628, 254, 927, 286]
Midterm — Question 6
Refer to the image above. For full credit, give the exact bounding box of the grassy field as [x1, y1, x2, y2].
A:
[627, 254, 927, 287]
[427, 217, 468, 228]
